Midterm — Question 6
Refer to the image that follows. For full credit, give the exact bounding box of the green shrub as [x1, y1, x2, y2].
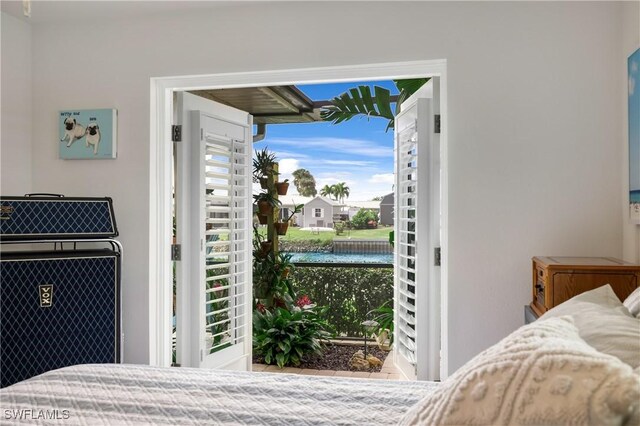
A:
[290, 266, 393, 337]
[253, 303, 334, 368]
[350, 209, 379, 229]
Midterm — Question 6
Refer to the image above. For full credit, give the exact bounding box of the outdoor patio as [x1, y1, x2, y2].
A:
[252, 351, 402, 380]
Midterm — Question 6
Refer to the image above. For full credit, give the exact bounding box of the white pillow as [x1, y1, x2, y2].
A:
[539, 284, 640, 368]
[400, 317, 640, 426]
[623, 286, 640, 318]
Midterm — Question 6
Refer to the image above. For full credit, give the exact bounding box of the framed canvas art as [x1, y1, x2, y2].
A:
[59, 109, 117, 159]
[629, 48, 640, 223]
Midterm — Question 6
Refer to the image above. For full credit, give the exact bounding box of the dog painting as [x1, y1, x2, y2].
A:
[59, 109, 117, 159]
[61, 117, 85, 147]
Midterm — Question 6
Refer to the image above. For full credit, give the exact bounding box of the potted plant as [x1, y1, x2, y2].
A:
[274, 203, 303, 236]
[257, 214, 268, 225]
[276, 179, 289, 196]
[252, 225, 273, 258]
[275, 252, 294, 279]
[253, 192, 281, 215]
[367, 300, 394, 351]
[253, 148, 278, 189]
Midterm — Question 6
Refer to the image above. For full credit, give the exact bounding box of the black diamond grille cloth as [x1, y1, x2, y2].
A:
[0, 199, 116, 237]
[1, 254, 119, 388]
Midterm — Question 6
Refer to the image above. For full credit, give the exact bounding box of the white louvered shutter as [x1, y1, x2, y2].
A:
[394, 79, 441, 381]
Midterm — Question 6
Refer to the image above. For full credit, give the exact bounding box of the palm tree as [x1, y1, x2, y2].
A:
[320, 184, 336, 200]
[292, 169, 317, 197]
[333, 182, 350, 204]
[320, 78, 430, 131]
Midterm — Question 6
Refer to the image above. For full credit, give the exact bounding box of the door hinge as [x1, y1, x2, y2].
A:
[172, 125, 182, 142]
[434, 247, 441, 266]
[171, 244, 181, 261]
[434, 115, 441, 134]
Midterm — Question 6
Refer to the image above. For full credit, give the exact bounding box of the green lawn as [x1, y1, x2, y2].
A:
[259, 225, 393, 242]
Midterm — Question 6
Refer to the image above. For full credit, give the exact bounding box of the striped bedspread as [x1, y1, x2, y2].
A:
[1, 364, 438, 425]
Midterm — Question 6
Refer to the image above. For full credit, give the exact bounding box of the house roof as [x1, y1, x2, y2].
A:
[347, 200, 382, 210]
[306, 196, 344, 207]
[278, 194, 314, 207]
[189, 86, 323, 125]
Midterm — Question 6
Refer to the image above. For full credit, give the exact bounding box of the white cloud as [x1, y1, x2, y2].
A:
[630, 76, 636, 97]
[369, 173, 394, 184]
[278, 158, 300, 175]
[321, 160, 376, 167]
[268, 137, 392, 158]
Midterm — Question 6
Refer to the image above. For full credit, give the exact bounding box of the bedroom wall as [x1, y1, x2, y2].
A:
[1, 12, 32, 194]
[622, 1, 640, 264]
[23, 2, 624, 371]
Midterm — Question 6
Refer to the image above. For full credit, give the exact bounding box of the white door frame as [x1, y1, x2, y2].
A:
[149, 60, 450, 377]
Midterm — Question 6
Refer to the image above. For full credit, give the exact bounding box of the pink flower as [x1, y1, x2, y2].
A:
[296, 295, 312, 308]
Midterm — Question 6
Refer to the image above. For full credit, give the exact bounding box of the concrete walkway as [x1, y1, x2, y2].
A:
[252, 352, 403, 380]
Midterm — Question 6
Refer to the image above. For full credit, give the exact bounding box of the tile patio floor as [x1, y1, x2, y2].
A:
[252, 351, 403, 380]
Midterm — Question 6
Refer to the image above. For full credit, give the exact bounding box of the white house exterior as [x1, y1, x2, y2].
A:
[278, 194, 313, 227]
[302, 196, 345, 228]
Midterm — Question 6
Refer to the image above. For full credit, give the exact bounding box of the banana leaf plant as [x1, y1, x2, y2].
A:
[320, 78, 430, 132]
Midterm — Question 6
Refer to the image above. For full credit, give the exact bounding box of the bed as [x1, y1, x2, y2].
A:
[3, 284, 639, 425]
[0, 364, 438, 425]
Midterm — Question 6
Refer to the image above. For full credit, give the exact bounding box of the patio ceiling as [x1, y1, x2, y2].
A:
[189, 86, 324, 125]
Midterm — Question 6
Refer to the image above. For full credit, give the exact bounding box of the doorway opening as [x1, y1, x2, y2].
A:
[149, 60, 449, 379]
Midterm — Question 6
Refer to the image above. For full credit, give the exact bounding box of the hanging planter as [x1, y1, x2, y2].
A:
[276, 180, 289, 196]
[259, 177, 269, 189]
[275, 222, 289, 236]
[258, 214, 268, 225]
[260, 240, 273, 255]
[254, 193, 281, 216]
[257, 201, 272, 215]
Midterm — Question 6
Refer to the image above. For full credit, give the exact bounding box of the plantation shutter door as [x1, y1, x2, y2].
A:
[176, 93, 253, 371]
[393, 79, 441, 381]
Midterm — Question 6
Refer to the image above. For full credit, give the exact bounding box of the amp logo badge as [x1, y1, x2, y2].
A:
[39, 285, 54, 308]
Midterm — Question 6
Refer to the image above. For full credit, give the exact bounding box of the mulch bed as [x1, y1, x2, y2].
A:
[253, 343, 389, 373]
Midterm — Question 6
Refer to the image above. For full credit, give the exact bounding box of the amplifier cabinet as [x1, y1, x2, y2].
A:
[531, 256, 640, 316]
[0, 249, 121, 388]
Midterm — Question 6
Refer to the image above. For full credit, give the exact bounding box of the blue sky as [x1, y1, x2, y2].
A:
[255, 80, 398, 201]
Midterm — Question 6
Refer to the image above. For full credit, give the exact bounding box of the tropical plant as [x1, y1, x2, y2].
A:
[367, 300, 394, 346]
[253, 148, 278, 182]
[333, 221, 345, 236]
[292, 169, 317, 197]
[253, 192, 282, 215]
[319, 184, 335, 199]
[253, 303, 334, 368]
[350, 208, 378, 229]
[320, 78, 431, 131]
[333, 182, 350, 204]
[285, 203, 304, 222]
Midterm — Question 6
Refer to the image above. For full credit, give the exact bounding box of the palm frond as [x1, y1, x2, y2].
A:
[320, 85, 395, 127]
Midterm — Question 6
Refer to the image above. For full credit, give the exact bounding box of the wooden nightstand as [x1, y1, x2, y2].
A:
[530, 256, 640, 316]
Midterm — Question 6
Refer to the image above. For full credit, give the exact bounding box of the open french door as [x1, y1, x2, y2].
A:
[393, 78, 441, 381]
[175, 92, 253, 370]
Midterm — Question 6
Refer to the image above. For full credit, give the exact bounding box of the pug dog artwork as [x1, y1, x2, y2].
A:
[61, 117, 85, 147]
[59, 109, 117, 159]
[85, 123, 101, 155]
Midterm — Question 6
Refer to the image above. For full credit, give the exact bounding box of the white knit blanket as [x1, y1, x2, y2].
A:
[1, 364, 438, 425]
